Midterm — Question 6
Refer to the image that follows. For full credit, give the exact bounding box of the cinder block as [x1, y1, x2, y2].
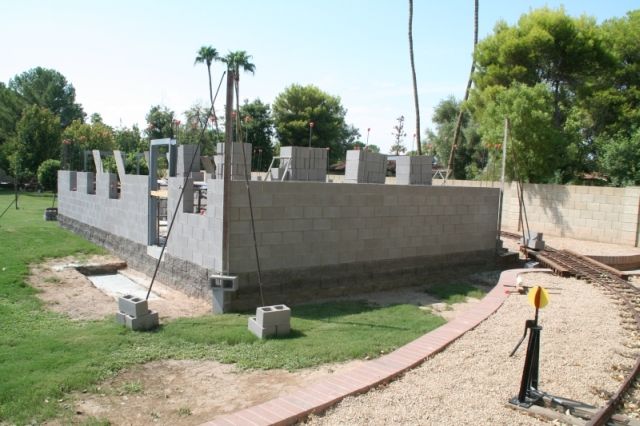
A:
[118, 295, 149, 317]
[248, 315, 291, 339]
[124, 310, 159, 331]
[257, 304, 291, 327]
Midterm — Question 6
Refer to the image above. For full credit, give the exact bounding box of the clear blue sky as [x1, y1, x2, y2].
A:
[1, 1, 637, 154]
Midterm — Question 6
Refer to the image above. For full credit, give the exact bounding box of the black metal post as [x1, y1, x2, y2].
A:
[516, 324, 541, 403]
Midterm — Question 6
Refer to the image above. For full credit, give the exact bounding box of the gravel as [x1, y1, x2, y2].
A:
[306, 272, 634, 425]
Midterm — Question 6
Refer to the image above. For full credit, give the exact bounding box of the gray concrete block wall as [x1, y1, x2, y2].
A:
[344, 150, 387, 184]
[177, 145, 201, 177]
[396, 156, 433, 185]
[279, 146, 327, 182]
[214, 142, 251, 180]
[442, 179, 640, 247]
[226, 181, 499, 274]
[58, 170, 149, 246]
[165, 177, 224, 272]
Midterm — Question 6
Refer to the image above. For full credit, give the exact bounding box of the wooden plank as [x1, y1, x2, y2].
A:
[506, 402, 586, 425]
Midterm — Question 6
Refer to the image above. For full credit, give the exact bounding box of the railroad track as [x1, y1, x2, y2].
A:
[501, 231, 640, 426]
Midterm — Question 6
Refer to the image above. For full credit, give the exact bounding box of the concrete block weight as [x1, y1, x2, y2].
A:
[118, 294, 149, 317]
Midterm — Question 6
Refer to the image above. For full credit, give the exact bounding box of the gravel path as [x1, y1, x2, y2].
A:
[306, 272, 634, 425]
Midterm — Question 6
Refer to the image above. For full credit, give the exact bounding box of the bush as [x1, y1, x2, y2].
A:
[37, 159, 61, 191]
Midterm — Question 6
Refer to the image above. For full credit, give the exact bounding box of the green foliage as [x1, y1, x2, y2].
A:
[9, 105, 62, 181]
[37, 159, 61, 191]
[597, 129, 640, 186]
[240, 99, 274, 171]
[425, 97, 484, 179]
[62, 120, 116, 170]
[477, 83, 567, 182]
[0, 83, 25, 172]
[8, 67, 85, 127]
[114, 124, 144, 153]
[272, 84, 359, 163]
[0, 190, 445, 423]
[145, 105, 176, 140]
[465, 7, 640, 184]
[178, 103, 220, 156]
[222, 50, 256, 76]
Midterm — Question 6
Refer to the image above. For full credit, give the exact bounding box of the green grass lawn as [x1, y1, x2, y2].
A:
[0, 190, 447, 425]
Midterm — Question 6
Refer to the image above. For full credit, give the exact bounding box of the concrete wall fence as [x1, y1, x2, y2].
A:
[442, 180, 640, 247]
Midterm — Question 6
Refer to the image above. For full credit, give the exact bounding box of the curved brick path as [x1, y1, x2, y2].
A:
[202, 268, 548, 426]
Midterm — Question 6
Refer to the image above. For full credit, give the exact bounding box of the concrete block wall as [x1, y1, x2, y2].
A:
[279, 146, 327, 182]
[214, 142, 251, 180]
[345, 150, 387, 184]
[58, 170, 149, 245]
[165, 177, 224, 272]
[395, 156, 433, 185]
[227, 181, 499, 273]
[442, 179, 640, 247]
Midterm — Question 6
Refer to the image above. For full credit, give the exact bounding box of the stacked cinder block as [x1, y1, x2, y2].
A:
[344, 150, 387, 184]
[214, 142, 252, 180]
[116, 294, 159, 331]
[248, 304, 291, 338]
[395, 155, 433, 185]
[279, 146, 327, 182]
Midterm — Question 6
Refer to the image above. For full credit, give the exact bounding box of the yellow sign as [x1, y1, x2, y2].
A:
[527, 286, 549, 309]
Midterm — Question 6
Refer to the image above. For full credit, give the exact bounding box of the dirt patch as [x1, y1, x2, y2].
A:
[29, 255, 211, 321]
[67, 359, 364, 425]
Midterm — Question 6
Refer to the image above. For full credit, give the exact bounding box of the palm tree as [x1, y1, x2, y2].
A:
[445, 0, 479, 181]
[408, 0, 422, 156]
[222, 51, 256, 143]
[194, 45, 221, 130]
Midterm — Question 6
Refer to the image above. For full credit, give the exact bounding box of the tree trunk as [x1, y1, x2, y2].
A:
[408, 0, 422, 156]
[445, 0, 479, 181]
[207, 65, 220, 134]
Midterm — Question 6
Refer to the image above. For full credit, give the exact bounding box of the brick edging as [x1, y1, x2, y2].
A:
[201, 268, 550, 426]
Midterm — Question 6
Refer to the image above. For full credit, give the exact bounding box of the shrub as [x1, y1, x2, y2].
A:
[37, 159, 61, 191]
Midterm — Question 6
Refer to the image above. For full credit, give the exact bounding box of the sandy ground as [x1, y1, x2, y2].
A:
[29, 255, 211, 321]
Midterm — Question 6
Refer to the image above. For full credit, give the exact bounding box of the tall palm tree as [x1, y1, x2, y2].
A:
[222, 51, 256, 143]
[445, 0, 479, 181]
[194, 45, 221, 130]
[408, 0, 422, 156]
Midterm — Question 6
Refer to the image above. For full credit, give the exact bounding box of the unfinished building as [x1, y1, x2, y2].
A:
[57, 142, 500, 312]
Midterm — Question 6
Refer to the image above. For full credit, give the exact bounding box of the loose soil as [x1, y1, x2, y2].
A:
[29, 255, 211, 321]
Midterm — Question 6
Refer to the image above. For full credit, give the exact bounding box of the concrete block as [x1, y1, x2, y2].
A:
[115, 311, 127, 325]
[257, 304, 291, 327]
[118, 294, 149, 317]
[124, 310, 159, 331]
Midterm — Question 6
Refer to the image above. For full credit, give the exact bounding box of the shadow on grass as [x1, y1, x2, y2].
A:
[424, 282, 486, 305]
[292, 300, 377, 321]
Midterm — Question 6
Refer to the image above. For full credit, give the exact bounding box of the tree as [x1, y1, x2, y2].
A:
[222, 50, 256, 143]
[194, 45, 222, 129]
[477, 83, 566, 183]
[272, 84, 357, 163]
[9, 105, 62, 181]
[0, 83, 25, 172]
[445, 0, 479, 179]
[426, 96, 484, 179]
[179, 103, 219, 155]
[390, 116, 407, 155]
[597, 129, 640, 186]
[239, 99, 274, 171]
[468, 7, 611, 183]
[62, 119, 116, 170]
[408, 0, 422, 156]
[114, 124, 144, 153]
[9, 67, 85, 127]
[145, 105, 175, 140]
